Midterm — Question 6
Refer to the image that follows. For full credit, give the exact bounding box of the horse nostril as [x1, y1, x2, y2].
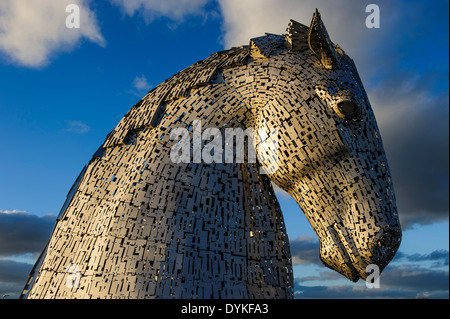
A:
[370, 226, 402, 269]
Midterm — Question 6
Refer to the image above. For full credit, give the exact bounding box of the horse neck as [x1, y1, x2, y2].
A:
[141, 73, 288, 228]
[124, 56, 296, 224]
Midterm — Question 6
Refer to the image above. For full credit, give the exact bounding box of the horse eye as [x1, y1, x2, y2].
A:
[337, 100, 358, 116]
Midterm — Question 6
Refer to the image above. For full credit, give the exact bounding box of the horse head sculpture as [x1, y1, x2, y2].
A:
[250, 10, 402, 282]
[22, 10, 401, 299]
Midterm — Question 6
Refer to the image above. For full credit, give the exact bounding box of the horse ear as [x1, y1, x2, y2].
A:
[308, 9, 339, 69]
[285, 19, 309, 51]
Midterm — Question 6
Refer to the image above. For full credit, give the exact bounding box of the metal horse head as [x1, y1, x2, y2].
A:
[247, 10, 402, 281]
[22, 10, 402, 299]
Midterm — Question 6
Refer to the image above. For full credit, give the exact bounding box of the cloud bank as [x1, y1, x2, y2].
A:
[289, 236, 449, 298]
[0, 259, 33, 299]
[294, 263, 449, 299]
[0, 210, 55, 298]
[0, 210, 55, 257]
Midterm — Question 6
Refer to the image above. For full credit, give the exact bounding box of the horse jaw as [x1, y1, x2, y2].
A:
[288, 188, 402, 283]
[318, 224, 362, 282]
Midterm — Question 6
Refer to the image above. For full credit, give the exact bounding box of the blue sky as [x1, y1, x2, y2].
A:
[0, 0, 448, 299]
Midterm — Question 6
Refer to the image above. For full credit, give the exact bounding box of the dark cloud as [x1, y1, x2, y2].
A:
[0, 282, 26, 299]
[294, 263, 449, 299]
[334, 0, 450, 230]
[289, 236, 322, 266]
[291, 245, 449, 298]
[370, 76, 449, 229]
[0, 210, 54, 299]
[394, 249, 449, 268]
[0, 210, 55, 257]
[0, 259, 33, 299]
[361, 0, 449, 229]
[295, 270, 343, 283]
[294, 283, 401, 299]
[294, 283, 448, 299]
[0, 259, 32, 284]
[380, 265, 449, 293]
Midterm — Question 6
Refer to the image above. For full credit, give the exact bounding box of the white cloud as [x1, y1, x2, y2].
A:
[109, 0, 210, 23]
[65, 120, 91, 134]
[217, 0, 358, 48]
[133, 75, 152, 91]
[0, 0, 104, 67]
[216, 0, 402, 80]
[129, 74, 153, 97]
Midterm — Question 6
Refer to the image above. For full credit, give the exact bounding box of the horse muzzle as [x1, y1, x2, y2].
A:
[319, 221, 402, 282]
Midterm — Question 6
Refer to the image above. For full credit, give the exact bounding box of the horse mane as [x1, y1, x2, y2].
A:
[102, 46, 248, 149]
[101, 20, 311, 151]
